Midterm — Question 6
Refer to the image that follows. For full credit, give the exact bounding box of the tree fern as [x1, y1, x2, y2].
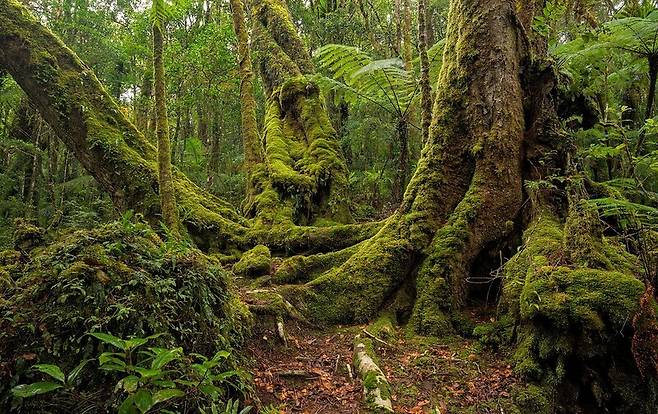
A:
[314, 44, 417, 115]
[313, 43, 444, 117]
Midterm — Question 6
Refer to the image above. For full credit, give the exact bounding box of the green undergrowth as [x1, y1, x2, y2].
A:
[0, 217, 252, 411]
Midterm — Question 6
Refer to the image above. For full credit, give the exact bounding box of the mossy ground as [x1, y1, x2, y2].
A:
[0, 217, 251, 411]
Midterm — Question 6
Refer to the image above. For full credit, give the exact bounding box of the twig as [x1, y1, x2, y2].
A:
[362, 329, 392, 347]
[346, 362, 353, 380]
[277, 370, 320, 379]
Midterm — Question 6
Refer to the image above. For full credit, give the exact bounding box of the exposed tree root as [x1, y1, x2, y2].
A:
[242, 288, 310, 324]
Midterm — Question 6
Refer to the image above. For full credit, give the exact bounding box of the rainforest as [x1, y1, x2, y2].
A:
[0, 0, 657, 412]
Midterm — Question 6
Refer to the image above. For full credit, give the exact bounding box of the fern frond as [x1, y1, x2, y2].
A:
[588, 197, 658, 227]
[314, 44, 418, 114]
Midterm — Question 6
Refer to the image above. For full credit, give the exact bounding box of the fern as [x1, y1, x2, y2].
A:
[314, 44, 418, 115]
[588, 197, 658, 227]
[150, 0, 191, 28]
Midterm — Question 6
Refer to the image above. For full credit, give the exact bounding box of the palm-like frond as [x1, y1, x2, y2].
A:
[588, 197, 658, 227]
[606, 9, 658, 55]
[555, 8, 658, 62]
[314, 44, 418, 115]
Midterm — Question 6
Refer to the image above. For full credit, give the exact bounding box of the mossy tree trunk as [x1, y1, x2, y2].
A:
[248, 0, 353, 226]
[0, 0, 247, 243]
[294, 0, 532, 331]
[152, 2, 180, 237]
[229, 0, 262, 202]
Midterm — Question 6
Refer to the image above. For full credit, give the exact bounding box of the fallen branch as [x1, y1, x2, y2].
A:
[353, 335, 394, 413]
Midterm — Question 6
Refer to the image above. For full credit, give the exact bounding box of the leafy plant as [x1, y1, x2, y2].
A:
[91, 332, 248, 414]
[11, 359, 90, 398]
[11, 332, 251, 414]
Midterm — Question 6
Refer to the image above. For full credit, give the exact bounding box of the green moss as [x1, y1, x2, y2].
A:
[512, 385, 552, 414]
[409, 182, 484, 336]
[366, 312, 397, 341]
[520, 266, 643, 331]
[500, 213, 565, 319]
[0, 218, 251, 408]
[305, 218, 413, 325]
[473, 315, 515, 350]
[249, 0, 352, 226]
[13, 218, 44, 251]
[232, 244, 272, 278]
[500, 211, 657, 412]
[272, 243, 359, 284]
[564, 200, 628, 270]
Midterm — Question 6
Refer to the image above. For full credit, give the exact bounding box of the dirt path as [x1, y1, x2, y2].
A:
[245, 318, 523, 414]
[246, 322, 364, 413]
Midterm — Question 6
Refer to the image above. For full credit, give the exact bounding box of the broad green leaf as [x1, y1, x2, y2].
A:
[198, 384, 221, 400]
[118, 395, 137, 414]
[12, 382, 62, 398]
[133, 389, 153, 413]
[210, 350, 230, 362]
[212, 370, 238, 381]
[152, 388, 185, 405]
[152, 379, 176, 388]
[99, 352, 126, 366]
[33, 364, 65, 383]
[174, 379, 196, 387]
[117, 375, 140, 393]
[134, 366, 161, 378]
[124, 337, 149, 350]
[90, 332, 126, 350]
[151, 347, 182, 369]
[100, 363, 127, 373]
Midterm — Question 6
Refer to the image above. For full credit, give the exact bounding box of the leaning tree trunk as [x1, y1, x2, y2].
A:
[248, 0, 353, 226]
[0, 0, 377, 254]
[0, 0, 247, 244]
[296, 0, 527, 332]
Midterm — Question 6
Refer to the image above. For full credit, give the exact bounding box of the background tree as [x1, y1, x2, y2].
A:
[152, 0, 179, 237]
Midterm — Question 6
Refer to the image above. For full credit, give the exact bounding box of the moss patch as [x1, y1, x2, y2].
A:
[233, 244, 272, 278]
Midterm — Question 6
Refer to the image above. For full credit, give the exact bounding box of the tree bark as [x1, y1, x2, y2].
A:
[303, 0, 527, 332]
[249, 0, 352, 225]
[636, 55, 658, 154]
[393, 118, 409, 204]
[417, 0, 432, 145]
[645, 55, 657, 121]
[229, 0, 262, 200]
[401, 0, 413, 67]
[152, 10, 180, 237]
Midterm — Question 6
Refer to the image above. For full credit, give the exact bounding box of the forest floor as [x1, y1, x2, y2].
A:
[244, 309, 523, 414]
